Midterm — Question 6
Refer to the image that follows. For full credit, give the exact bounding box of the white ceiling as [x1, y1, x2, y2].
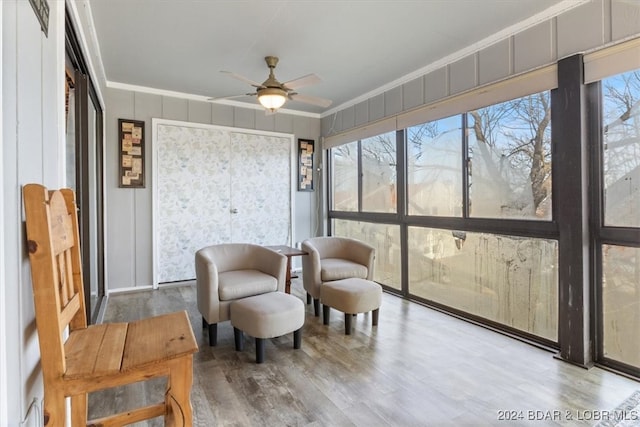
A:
[86, 0, 585, 116]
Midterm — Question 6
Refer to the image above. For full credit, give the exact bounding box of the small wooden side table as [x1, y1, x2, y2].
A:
[265, 245, 308, 294]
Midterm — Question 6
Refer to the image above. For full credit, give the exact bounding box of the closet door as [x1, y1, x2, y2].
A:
[154, 122, 293, 284]
[230, 132, 291, 244]
[156, 125, 231, 283]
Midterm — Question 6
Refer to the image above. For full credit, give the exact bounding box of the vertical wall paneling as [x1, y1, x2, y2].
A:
[341, 105, 355, 131]
[234, 107, 256, 129]
[106, 89, 136, 290]
[478, 38, 511, 85]
[17, 0, 45, 411]
[369, 93, 385, 122]
[275, 113, 294, 134]
[354, 100, 369, 127]
[3, 2, 21, 422]
[162, 97, 189, 121]
[556, 0, 605, 59]
[211, 103, 234, 127]
[134, 92, 162, 287]
[402, 76, 424, 111]
[384, 86, 403, 117]
[449, 54, 477, 95]
[321, 112, 335, 137]
[43, 2, 65, 186]
[188, 99, 212, 125]
[255, 110, 276, 132]
[612, 0, 640, 40]
[514, 20, 555, 74]
[0, 2, 7, 424]
[424, 67, 448, 104]
[3, 0, 67, 422]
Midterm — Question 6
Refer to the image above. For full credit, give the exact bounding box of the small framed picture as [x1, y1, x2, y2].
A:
[297, 139, 314, 191]
[118, 119, 145, 188]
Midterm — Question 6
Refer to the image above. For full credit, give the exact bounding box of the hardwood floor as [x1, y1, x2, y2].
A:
[89, 279, 639, 426]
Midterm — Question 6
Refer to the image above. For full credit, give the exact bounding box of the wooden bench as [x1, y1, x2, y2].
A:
[23, 184, 198, 426]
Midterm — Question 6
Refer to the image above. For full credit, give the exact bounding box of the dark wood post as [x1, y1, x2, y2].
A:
[552, 54, 594, 368]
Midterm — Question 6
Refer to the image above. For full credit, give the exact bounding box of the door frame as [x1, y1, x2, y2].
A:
[65, 9, 106, 323]
[151, 118, 296, 288]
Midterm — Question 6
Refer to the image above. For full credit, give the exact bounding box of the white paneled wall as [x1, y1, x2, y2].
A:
[2, 1, 67, 424]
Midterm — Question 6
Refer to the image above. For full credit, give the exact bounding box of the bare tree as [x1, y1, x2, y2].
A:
[469, 92, 551, 215]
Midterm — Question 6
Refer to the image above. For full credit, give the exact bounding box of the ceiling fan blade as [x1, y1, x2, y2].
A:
[220, 71, 265, 88]
[289, 93, 332, 108]
[207, 93, 256, 102]
[282, 73, 321, 90]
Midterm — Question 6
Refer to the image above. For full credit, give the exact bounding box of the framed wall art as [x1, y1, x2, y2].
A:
[297, 138, 314, 191]
[118, 118, 145, 188]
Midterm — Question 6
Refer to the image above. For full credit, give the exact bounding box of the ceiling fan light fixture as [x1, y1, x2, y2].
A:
[257, 87, 287, 111]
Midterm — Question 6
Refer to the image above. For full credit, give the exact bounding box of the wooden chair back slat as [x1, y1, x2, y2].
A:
[56, 252, 69, 306]
[60, 188, 88, 331]
[64, 250, 75, 304]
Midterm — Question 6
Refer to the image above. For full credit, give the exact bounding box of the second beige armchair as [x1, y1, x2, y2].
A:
[301, 237, 375, 316]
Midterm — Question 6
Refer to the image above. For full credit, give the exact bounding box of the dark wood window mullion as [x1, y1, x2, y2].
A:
[397, 129, 409, 297]
[462, 113, 470, 219]
[357, 140, 363, 212]
[587, 80, 604, 367]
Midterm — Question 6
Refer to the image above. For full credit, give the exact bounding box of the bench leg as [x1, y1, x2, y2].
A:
[165, 356, 194, 426]
[313, 298, 320, 317]
[255, 338, 265, 364]
[293, 328, 302, 349]
[208, 323, 217, 346]
[344, 313, 352, 335]
[323, 304, 330, 325]
[372, 308, 379, 326]
[234, 327, 244, 351]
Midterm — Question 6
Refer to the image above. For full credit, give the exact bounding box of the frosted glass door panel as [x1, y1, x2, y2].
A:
[156, 125, 231, 283]
[230, 132, 291, 245]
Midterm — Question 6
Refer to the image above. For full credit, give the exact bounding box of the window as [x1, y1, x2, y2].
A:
[407, 116, 463, 217]
[331, 141, 358, 211]
[361, 132, 397, 213]
[328, 91, 557, 344]
[408, 227, 558, 340]
[598, 68, 640, 374]
[602, 70, 640, 228]
[468, 92, 552, 220]
[333, 219, 401, 291]
[602, 245, 640, 368]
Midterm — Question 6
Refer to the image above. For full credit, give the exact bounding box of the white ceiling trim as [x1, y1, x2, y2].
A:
[320, 0, 589, 118]
[106, 81, 322, 119]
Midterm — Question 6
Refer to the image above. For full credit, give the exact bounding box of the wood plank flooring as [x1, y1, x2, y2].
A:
[89, 279, 639, 426]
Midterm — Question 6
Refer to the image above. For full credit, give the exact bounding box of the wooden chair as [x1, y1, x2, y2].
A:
[23, 184, 198, 426]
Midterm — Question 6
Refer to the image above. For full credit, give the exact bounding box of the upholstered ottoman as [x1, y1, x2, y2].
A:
[230, 292, 304, 363]
[320, 278, 382, 335]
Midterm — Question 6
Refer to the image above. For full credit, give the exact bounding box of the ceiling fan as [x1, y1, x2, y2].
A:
[214, 56, 332, 112]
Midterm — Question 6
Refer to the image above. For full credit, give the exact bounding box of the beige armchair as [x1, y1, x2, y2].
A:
[196, 243, 287, 346]
[301, 237, 375, 316]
